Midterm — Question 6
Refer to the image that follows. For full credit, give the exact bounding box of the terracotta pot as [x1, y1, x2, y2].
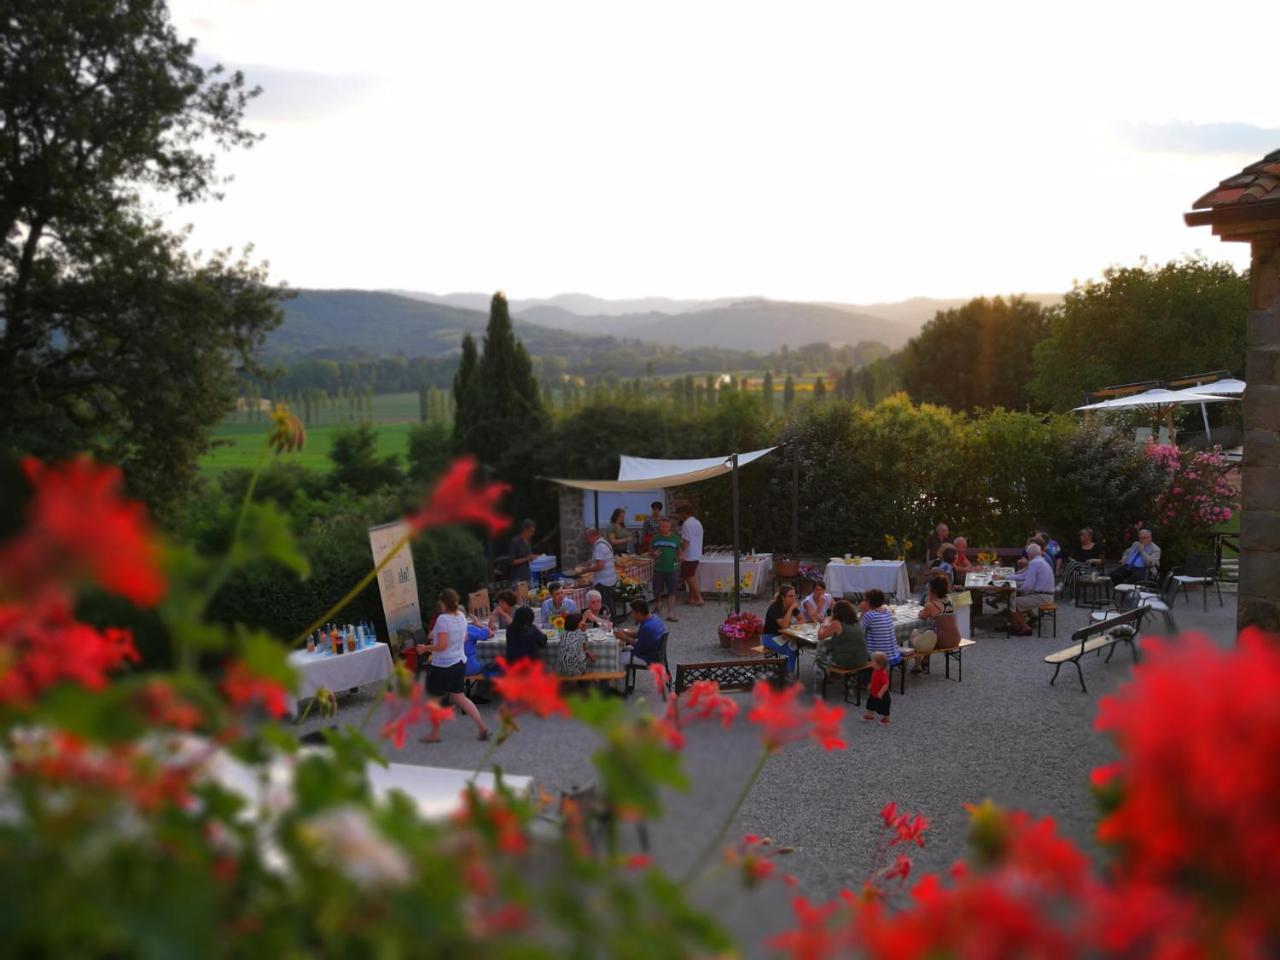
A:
[775, 558, 799, 578]
[720, 626, 762, 658]
[717, 625, 734, 649]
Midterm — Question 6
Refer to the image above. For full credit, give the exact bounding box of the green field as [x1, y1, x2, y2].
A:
[201, 420, 415, 476]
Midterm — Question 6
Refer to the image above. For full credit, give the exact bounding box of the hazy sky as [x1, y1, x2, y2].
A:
[165, 0, 1272, 303]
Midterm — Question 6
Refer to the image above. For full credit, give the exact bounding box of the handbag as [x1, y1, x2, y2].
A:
[908, 628, 937, 656]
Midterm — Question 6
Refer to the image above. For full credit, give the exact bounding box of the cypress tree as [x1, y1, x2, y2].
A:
[813, 376, 827, 403]
[453, 334, 480, 451]
[762, 370, 775, 415]
[783, 375, 796, 413]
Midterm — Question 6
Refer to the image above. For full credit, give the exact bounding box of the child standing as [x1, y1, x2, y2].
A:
[863, 650, 892, 725]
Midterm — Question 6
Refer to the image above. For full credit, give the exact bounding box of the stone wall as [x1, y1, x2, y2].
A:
[1241, 236, 1280, 632]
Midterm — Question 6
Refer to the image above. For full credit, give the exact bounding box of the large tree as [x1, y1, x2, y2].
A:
[898, 296, 1049, 411]
[1030, 258, 1248, 411]
[0, 0, 282, 518]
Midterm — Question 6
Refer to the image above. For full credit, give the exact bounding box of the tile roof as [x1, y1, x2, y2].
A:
[1191, 148, 1280, 209]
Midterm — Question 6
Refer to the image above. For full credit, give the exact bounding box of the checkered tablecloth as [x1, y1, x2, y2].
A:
[616, 556, 653, 585]
[473, 628, 620, 673]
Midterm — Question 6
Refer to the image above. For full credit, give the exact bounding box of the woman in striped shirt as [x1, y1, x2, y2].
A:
[860, 589, 903, 665]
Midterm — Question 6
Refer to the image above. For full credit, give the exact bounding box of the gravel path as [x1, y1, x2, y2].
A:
[295, 586, 1239, 953]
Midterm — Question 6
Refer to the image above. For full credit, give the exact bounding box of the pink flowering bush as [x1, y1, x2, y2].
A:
[1144, 443, 1237, 565]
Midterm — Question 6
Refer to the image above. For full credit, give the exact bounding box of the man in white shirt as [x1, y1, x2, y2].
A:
[675, 503, 704, 607]
[579, 528, 618, 612]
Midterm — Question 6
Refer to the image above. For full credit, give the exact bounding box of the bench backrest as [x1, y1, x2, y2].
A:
[674, 658, 787, 693]
[1069, 607, 1148, 652]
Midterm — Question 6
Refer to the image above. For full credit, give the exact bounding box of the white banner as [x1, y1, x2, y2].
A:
[368, 520, 422, 650]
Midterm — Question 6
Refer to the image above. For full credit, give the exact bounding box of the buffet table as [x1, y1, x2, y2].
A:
[823, 559, 911, 599]
[695, 553, 772, 597]
[285, 641, 394, 715]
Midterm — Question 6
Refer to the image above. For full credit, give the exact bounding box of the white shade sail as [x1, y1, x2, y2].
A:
[1073, 388, 1237, 412]
[549, 447, 776, 492]
[1178, 378, 1246, 397]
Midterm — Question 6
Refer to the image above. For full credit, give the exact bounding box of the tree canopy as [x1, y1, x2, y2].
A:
[1030, 258, 1247, 411]
[0, 0, 283, 517]
[899, 296, 1049, 411]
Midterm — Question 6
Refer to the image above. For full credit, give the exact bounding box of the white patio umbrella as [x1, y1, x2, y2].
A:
[1073, 388, 1238, 442]
[1165, 379, 1245, 441]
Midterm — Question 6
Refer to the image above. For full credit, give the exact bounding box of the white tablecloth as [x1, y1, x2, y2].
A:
[784, 601, 971, 646]
[286, 642, 394, 714]
[823, 560, 911, 599]
[696, 553, 772, 597]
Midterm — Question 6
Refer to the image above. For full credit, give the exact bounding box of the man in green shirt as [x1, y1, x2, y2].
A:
[649, 517, 682, 621]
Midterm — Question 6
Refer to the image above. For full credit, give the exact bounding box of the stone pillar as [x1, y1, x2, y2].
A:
[1240, 236, 1280, 633]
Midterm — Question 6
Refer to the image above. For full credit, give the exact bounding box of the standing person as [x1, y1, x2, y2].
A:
[649, 517, 682, 622]
[675, 503, 704, 607]
[926, 523, 950, 563]
[762, 585, 803, 674]
[614, 599, 666, 668]
[640, 501, 665, 553]
[860, 589, 903, 667]
[862, 651, 892, 725]
[605, 508, 632, 554]
[579, 528, 618, 613]
[508, 519, 537, 585]
[1006, 543, 1055, 636]
[416, 589, 490, 743]
[504, 605, 548, 665]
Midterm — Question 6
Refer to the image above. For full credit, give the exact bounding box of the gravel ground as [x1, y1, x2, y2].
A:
[294, 586, 1239, 953]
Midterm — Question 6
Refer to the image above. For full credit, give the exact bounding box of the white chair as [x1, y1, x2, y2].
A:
[1172, 553, 1223, 611]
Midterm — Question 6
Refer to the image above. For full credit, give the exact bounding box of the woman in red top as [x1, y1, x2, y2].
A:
[862, 650, 892, 725]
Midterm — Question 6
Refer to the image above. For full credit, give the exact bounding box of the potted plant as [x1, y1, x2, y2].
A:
[719, 610, 764, 658]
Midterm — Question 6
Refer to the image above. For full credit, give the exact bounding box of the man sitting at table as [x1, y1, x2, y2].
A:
[1112, 529, 1161, 584]
[540, 581, 578, 622]
[614, 598, 666, 668]
[1006, 542, 1055, 636]
[487, 589, 520, 630]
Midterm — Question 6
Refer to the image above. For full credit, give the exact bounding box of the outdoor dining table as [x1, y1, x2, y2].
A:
[695, 552, 772, 597]
[285, 641, 394, 715]
[823, 559, 911, 600]
[473, 628, 620, 672]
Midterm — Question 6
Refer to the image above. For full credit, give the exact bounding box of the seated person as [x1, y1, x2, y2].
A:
[614, 598, 666, 667]
[487, 589, 519, 630]
[860, 589, 903, 666]
[762, 585, 803, 673]
[917, 573, 961, 670]
[951, 536, 973, 581]
[817, 600, 869, 676]
[463, 622, 499, 689]
[1036, 530, 1062, 569]
[1006, 543, 1055, 635]
[919, 545, 957, 603]
[801, 580, 834, 622]
[540, 581, 578, 622]
[1113, 529, 1161, 584]
[1069, 527, 1105, 571]
[504, 605, 548, 664]
[580, 589, 613, 630]
[556, 611, 597, 676]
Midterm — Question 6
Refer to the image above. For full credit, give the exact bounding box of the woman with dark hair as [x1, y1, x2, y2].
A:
[417, 588, 489, 743]
[557, 611, 596, 676]
[914, 574, 960, 673]
[605, 507, 632, 553]
[817, 599, 869, 673]
[762, 584, 802, 673]
[505, 605, 548, 665]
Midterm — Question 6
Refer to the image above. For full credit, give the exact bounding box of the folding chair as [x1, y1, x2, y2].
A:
[1173, 553, 1223, 611]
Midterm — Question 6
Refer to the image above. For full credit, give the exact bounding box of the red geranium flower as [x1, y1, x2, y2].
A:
[747, 681, 846, 753]
[222, 661, 290, 719]
[492, 657, 568, 718]
[0, 457, 166, 607]
[380, 686, 454, 748]
[684, 679, 740, 728]
[406, 456, 511, 537]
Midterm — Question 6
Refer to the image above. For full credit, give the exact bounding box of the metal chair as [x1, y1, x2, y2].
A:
[624, 631, 671, 695]
[1173, 553, 1223, 610]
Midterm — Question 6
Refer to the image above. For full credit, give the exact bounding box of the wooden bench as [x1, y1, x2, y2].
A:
[815, 639, 976, 703]
[559, 670, 625, 687]
[674, 658, 788, 694]
[1045, 608, 1147, 694]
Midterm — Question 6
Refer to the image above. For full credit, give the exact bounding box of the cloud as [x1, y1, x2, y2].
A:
[1122, 121, 1280, 156]
[197, 55, 380, 123]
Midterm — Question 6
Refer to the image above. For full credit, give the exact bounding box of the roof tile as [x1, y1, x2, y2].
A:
[1191, 148, 1280, 209]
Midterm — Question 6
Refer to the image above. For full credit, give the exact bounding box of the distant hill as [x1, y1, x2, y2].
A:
[268, 290, 613, 360]
[391, 290, 739, 317]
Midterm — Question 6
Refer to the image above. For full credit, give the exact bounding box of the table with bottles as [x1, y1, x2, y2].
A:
[286, 622, 393, 715]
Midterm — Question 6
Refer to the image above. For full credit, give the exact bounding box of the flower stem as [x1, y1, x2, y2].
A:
[470, 737, 500, 783]
[289, 529, 412, 648]
[681, 747, 771, 885]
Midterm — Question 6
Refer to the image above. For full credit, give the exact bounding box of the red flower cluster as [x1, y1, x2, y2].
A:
[724, 834, 797, 890]
[0, 596, 140, 705]
[880, 802, 930, 850]
[222, 661, 290, 719]
[491, 657, 569, 719]
[1094, 629, 1280, 941]
[0, 457, 166, 607]
[137, 679, 203, 731]
[683, 679, 740, 728]
[454, 787, 528, 856]
[406, 456, 511, 537]
[747, 681, 847, 752]
[380, 685, 454, 748]
[12, 731, 194, 813]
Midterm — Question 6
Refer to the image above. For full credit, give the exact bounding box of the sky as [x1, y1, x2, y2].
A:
[164, 0, 1273, 304]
